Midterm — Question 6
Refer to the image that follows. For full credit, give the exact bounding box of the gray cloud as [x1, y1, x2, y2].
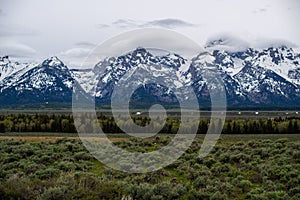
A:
[253, 5, 269, 14]
[143, 19, 197, 28]
[112, 19, 138, 28]
[95, 24, 110, 28]
[96, 19, 140, 29]
[0, 24, 39, 37]
[1, 0, 299, 63]
[252, 38, 297, 49]
[259, 8, 267, 12]
[0, 40, 37, 59]
[59, 46, 95, 68]
[205, 32, 298, 52]
[60, 48, 91, 57]
[85, 28, 203, 69]
[205, 33, 250, 52]
[96, 18, 198, 29]
[74, 42, 97, 47]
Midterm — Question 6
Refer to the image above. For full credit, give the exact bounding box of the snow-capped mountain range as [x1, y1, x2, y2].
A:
[0, 42, 300, 108]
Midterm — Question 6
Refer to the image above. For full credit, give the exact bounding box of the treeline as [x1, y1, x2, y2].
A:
[0, 114, 299, 134]
[0, 114, 76, 133]
[222, 118, 299, 134]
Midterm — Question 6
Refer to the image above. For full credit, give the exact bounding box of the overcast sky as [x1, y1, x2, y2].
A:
[0, 0, 299, 68]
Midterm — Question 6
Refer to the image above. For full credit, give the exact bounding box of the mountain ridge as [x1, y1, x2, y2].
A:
[0, 44, 300, 108]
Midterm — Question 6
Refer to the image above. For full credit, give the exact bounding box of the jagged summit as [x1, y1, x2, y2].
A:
[0, 55, 29, 82]
[41, 56, 69, 71]
[0, 56, 10, 63]
[132, 47, 149, 54]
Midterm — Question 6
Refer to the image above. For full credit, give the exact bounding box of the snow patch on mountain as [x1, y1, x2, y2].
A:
[71, 68, 96, 93]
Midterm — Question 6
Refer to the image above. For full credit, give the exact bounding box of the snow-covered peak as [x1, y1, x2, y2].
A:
[42, 56, 62, 66]
[41, 56, 68, 71]
[91, 47, 190, 99]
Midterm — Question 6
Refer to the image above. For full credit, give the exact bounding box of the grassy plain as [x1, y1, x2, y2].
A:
[0, 110, 299, 199]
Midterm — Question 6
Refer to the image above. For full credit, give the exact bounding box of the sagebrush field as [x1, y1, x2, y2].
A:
[0, 135, 299, 199]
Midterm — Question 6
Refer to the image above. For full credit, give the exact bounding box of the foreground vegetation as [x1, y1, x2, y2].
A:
[0, 136, 299, 199]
